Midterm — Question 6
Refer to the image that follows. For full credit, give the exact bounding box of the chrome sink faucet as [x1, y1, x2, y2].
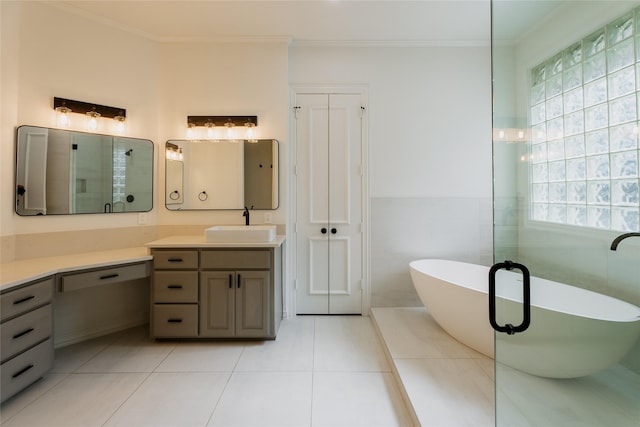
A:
[610, 232, 640, 250]
[243, 206, 250, 226]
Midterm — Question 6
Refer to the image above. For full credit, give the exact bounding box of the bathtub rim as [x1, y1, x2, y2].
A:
[409, 258, 640, 323]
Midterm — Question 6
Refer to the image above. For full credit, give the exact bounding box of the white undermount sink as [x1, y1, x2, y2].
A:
[205, 225, 276, 243]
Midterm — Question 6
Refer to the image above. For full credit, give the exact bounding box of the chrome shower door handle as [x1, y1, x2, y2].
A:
[488, 260, 531, 335]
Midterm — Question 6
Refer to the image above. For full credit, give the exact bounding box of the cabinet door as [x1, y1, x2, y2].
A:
[199, 271, 234, 338]
[235, 271, 270, 338]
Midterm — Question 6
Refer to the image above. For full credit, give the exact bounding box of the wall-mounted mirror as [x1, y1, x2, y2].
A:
[165, 139, 278, 210]
[15, 125, 153, 216]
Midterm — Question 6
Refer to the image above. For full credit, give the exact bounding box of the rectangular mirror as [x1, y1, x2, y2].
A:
[165, 139, 278, 210]
[15, 125, 154, 215]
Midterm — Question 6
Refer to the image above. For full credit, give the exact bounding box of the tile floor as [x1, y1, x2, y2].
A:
[3, 308, 638, 427]
[0, 316, 411, 427]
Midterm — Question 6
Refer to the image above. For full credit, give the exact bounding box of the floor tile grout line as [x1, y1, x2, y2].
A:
[100, 371, 154, 427]
[0, 372, 70, 425]
[310, 315, 316, 427]
[204, 371, 234, 427]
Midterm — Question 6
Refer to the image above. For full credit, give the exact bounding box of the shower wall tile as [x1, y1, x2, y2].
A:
[370, 197, 493, 307]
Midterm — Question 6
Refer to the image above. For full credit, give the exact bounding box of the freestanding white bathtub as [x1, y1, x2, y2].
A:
[409, 259, 640, 379]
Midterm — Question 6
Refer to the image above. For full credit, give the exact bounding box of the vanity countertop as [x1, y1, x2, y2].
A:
[145, 235, 286, 249]
[0, 247, 152, 291]
[1, 235, 285, 291]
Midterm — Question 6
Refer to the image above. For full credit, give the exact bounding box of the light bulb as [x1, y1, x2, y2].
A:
[56, 106, 71, 128]
[205, 122, 216, 139]
[114, 114, 126, 134]
[186, 123, 196, 140]
[245, 121, 257, 142]
[86, 111, 100, 132]
[225, 121, 235, 139]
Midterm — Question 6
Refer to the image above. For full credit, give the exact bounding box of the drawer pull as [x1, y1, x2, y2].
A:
[12, 364, 34, 379]
[167, 318, 183, 323]
[99, 273, 120, 280]
[13, 328, 35, 340]
[13, 295, 35, 305]
[167, 285, 183, 289]
[167, 258, 184, 263]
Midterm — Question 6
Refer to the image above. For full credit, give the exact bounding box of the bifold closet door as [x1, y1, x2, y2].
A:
[295, 93, 363, 314]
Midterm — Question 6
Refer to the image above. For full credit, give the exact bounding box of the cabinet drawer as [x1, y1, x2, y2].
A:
[1, 305, 52, 362]
[153, 251, 198, 269]
[59, 262, 149, 292]
[153, 272, 198, 303]
[201, 250, 271, 269]
[1, 337, 53, 403]
[152, 304, 198, 337]
[0, 278, 53, 322]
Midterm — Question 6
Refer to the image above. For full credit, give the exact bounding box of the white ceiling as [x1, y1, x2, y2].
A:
[52, 0, 563, 46]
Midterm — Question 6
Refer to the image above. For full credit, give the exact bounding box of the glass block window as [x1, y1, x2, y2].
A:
[529, 7, 640, 232]
[113, 147, 127, 206]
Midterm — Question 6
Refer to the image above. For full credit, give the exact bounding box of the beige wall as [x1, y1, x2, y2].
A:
[0, 1, 289, 262]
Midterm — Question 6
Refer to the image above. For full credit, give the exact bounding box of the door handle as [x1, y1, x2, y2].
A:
[488, 260, 531, 335]
[321, 228, 327, 234]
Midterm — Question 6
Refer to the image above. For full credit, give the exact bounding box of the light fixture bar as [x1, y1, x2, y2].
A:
[54, 97, 126, 119]
[187, 115, 257, 127]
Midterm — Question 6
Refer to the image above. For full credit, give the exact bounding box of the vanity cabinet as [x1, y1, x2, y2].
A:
[150, 246, 281, 339]
[0, 277, 54, 403]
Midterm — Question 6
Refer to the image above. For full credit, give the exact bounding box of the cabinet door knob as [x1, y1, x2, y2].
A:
[331, 228, 337, 234]
[321, 228, 327, 234]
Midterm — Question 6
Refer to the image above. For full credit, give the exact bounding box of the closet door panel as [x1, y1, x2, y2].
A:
[296, 94, 331, 314]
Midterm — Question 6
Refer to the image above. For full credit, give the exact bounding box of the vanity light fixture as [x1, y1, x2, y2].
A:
[53, 97, 127, 134]
[186, 115, 258, 140]
[166, 142, 184, 161]
[493, 127, 529, 142]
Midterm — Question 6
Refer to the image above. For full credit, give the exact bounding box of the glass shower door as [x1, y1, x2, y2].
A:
[491, 1, 640, 425]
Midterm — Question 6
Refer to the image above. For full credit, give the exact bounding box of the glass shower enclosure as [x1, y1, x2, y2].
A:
[491, 1, 640, 425]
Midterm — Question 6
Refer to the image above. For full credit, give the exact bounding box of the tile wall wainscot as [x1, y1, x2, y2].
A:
[370, 197, 493, 308]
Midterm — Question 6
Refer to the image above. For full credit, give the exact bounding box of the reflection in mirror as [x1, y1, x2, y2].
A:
[165, 139, 278, 210]
[15, 125, 153, 215]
